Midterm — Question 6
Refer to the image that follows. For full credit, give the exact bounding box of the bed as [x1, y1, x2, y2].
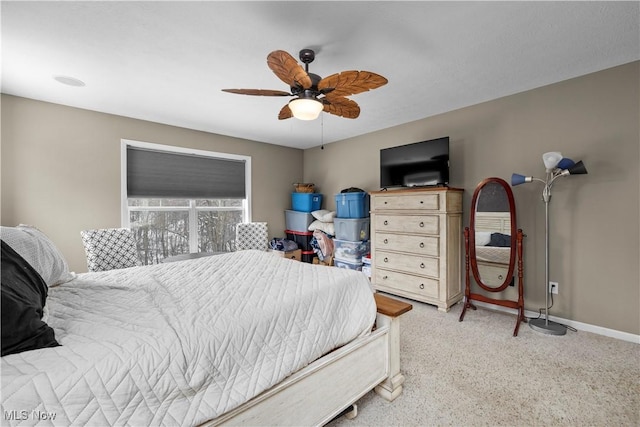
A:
[1, 225, 410, 426]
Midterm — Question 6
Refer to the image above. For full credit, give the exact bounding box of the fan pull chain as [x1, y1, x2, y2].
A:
[320, 114, 324, 150]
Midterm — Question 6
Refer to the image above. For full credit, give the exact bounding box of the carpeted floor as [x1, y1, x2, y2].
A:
[328, 296, 640, 427]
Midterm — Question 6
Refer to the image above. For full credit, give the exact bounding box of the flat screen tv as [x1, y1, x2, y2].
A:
[380, 137, 449, 188]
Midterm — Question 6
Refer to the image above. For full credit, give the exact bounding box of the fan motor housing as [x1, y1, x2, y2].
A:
[291, 73, 322, 94]
[299, 49, 315, 64]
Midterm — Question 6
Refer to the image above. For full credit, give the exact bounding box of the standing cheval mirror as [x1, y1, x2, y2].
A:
[459, 177, 525, 336]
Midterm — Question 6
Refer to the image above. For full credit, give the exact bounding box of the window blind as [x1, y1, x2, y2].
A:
[127, 146, 246, 199]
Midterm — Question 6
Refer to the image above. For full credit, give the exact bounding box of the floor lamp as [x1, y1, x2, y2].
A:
[511, 152, 587, 336]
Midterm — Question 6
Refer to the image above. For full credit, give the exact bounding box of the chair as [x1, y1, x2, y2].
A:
[80, 228, 141, 272]
[235, 222, 268, 251]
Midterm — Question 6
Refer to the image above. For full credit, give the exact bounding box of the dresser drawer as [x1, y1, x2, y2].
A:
[372, 193, 440, 211]
[376, 251, 439, 277]
[374, 269, 439, 299]
[375, 232, 439, 257]
[374, 214, 439, 235]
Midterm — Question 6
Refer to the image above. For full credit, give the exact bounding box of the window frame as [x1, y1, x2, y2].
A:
[121, 139, 252, 253]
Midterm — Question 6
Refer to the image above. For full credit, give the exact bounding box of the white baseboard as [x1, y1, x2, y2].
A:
[471, 301, 640, 344]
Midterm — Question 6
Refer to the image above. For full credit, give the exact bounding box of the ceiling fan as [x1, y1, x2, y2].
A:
[222, 49, 388, 121]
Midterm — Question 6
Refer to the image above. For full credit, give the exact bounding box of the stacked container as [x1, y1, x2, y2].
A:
[285, 191, 324, 263]
[332, 191, 371, 271]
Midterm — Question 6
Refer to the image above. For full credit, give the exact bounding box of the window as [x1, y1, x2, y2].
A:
[122, 140, 251, 264]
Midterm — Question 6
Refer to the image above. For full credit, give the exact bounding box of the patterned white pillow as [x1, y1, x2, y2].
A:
[80, 228, 141, 272]
[235, 222, 268, 251]
[0, 225, 75, 286]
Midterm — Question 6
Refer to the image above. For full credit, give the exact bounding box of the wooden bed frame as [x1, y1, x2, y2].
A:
[205, 293, 412, 426]
[475, 211, 511, 233]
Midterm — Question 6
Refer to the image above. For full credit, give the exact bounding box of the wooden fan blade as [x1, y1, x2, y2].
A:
[267, 50, 313, 90]
[322, 95, 360, 119]
[318, 70, 388, 97]
[278, 104, 293, 120]
[221, 89, 292, 96]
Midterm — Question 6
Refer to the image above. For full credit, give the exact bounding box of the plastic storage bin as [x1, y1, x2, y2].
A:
[333, 239, 370, 262]
[285, 210, 314, 232]
[285, 229, 313, 251]
[334, 257, 364, 271]
[334, 217, 370, 241]
[361, 265, 372, 278]
[361, 254, 372, 277]
[335, 192, 370, 218]
[292, 193, 323, 212]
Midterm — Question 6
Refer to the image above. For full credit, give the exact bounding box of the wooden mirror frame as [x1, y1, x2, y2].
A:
[459, 177, 526, 336]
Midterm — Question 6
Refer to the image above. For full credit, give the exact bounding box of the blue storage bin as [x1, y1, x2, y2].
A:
[335, 192, 370, 218]
[291, 193, 323, 212]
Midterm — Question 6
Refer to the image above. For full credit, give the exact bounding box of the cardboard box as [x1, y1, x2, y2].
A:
[312, 256, 334, 266]
[271, 249, 301, 261]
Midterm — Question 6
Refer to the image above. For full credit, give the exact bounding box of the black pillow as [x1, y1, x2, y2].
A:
[1, 240, 60, 356]
[488, 233, 512, 247]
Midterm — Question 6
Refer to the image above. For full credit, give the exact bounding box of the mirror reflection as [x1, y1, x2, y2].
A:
[474, 182, 512, 288]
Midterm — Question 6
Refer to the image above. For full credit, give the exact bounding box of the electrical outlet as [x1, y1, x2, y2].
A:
[549, 281, 559, 294]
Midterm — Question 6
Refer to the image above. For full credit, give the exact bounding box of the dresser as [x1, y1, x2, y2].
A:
[370, 187, 463, 312]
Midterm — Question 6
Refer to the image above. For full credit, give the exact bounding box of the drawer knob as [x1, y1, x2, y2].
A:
[384, 201, 388, 204]
[383, 275, 388, 280]
[384, 220, 389, 225]
[498, 275, 504, 280]
[384, 238, 389, 244]
[419, 221, 424, 227]
[419, 242, 425, 248]
[384, 257, 389, 263]
[420, 284, 425, 289]
[420, 200, 424, 204]
[420, 263, 425, 269]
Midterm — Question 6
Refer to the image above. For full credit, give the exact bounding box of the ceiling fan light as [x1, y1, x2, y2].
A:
[289, 97, 323, 120]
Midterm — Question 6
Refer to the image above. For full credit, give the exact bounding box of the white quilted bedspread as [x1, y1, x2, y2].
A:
[1, 250, 376, 426]
[475, 245, 511, 264]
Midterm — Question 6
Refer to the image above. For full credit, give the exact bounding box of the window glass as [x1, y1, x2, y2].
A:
[129, 210, 190, 264]
[196, 199, 243, 208]
[128, 199, 189, 207]
[198, 210, 243, 252]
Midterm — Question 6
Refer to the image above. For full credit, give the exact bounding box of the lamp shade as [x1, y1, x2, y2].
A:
[289, 97, 323, 120]
[542, 152, 563, 170]
[511, 173, 531, 186]
[557, 157, 575, 170]
[568, 160, 588, 175]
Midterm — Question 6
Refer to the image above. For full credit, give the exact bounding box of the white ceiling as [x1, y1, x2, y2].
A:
[2, 1, 638, 149]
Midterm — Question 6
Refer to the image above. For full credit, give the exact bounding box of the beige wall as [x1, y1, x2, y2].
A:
[1, 95, 304, 272]
[304, 62, 640, 335]
[2, 62, 638, 335]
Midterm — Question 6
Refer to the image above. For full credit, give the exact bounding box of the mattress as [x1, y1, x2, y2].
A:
[475, 245, 511, 265]
[1, 250, 376, 426]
